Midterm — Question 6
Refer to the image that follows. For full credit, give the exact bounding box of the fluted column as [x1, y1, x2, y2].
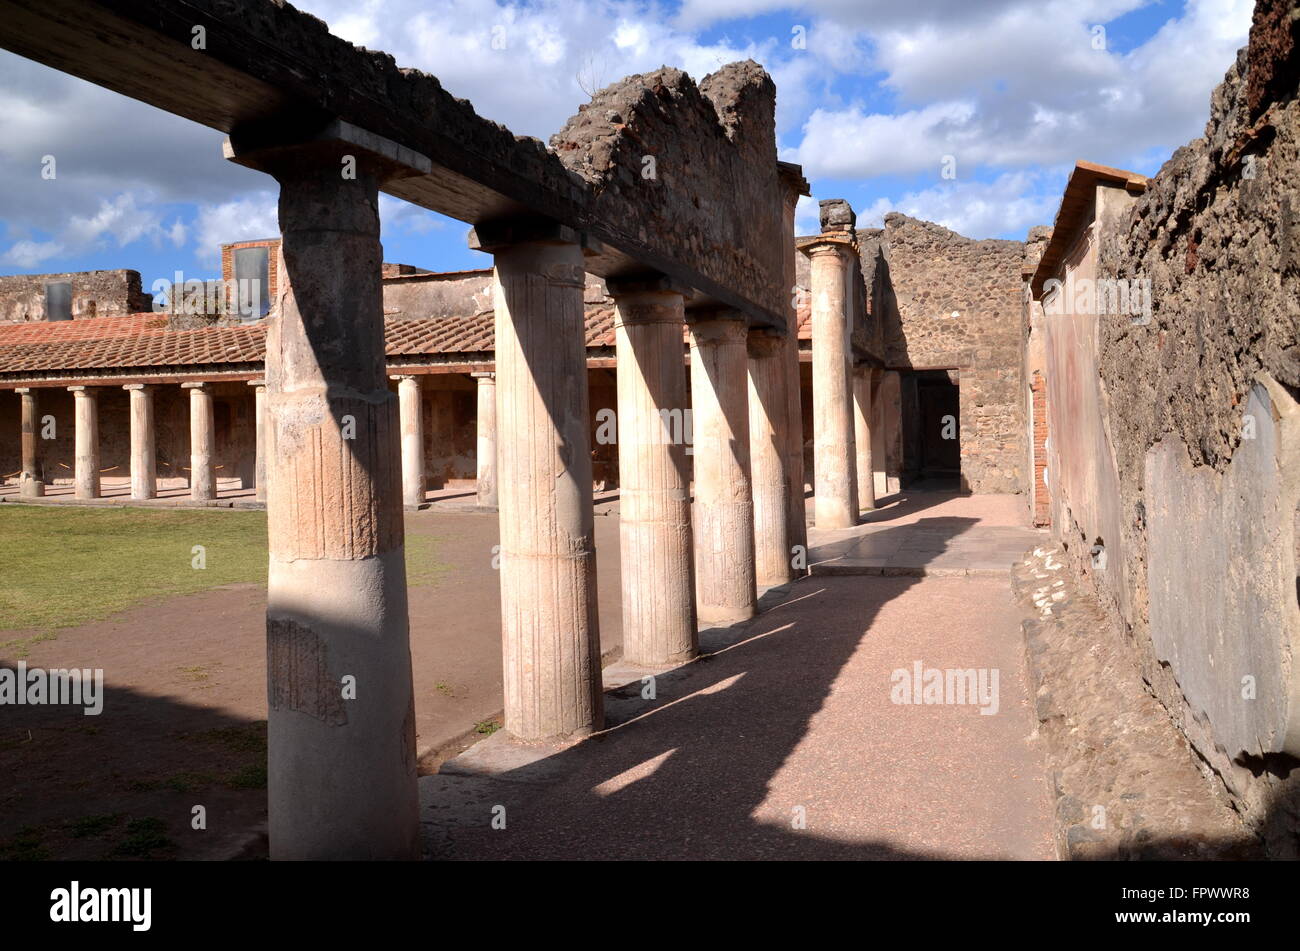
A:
[805, 238, 858, 528]
[124, 384, 156, 500]
[395, 375, 425, 509]
[473, 220, 602, 740]
[689, 311, 757, 624]
[15, 388, 44, 498]
[183, 382, 215, 501]
[250, 149, 418, 860]
[68, 386, 99, 500]
[854, 366, 877, 513]
[611, 278, 696, 665]
[248, 380, 267, 502]
[777, 166, 809, 564]
[471, 372, 498, 509]
[748, 330, 792, 587]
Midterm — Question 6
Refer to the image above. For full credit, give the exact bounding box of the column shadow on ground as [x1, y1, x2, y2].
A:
[424, 516, 995, 860]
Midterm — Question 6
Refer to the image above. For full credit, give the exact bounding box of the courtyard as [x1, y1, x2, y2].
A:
[0, 488, 1064, 860]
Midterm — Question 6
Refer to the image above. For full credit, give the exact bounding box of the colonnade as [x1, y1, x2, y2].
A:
[7, 137, 874, 860]
[10, 380, 268, 502]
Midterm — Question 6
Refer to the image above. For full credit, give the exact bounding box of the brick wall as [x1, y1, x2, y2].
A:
[1030, 371, 1050, 526]
[220, 238, 281, 317]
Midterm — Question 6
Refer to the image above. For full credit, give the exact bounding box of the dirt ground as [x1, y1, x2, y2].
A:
[0, 501, 623, 860]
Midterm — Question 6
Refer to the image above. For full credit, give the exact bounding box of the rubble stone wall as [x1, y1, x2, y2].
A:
[0, 270, 150, 323]
[552, 61, 786, 323]
[874, 215, 1027, 494]
[1047, 0, 1300, 855]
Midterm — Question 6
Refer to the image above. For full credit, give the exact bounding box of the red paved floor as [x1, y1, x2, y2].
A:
[422, 494, 1056, 860]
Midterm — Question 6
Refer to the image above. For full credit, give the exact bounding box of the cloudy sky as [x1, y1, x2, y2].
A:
[0, 0, 1254, 294]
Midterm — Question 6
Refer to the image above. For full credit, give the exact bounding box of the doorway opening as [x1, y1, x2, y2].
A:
[901, 369, 960, 489]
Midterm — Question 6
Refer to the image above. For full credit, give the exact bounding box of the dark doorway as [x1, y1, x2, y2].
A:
[900, 369, 961, 488]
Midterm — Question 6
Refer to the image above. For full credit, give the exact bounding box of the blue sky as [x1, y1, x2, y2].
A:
[0, 0, 1254, 300]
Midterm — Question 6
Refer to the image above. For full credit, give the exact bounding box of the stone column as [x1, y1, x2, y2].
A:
[471, 372, 498, 509]
[248, 380, 267, 502]
[748, 330, 792, 588]
[68, 386, 100, 500]
[183, 382, 215, 502]
[472, 220, 602, 741]
[610, 278, 696, 666]
[853, 366, 877, 513]
[15, 388, 44, 498]
[804, 236, 858, 529]
[689, 311, 757, 624]
[231, 143, 418, 860]
[778, 164, 810, 566]
[395, 375, 425, 509]
[124, 384, 156, 500]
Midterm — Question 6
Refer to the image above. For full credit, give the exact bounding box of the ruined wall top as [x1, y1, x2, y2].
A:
[551, 60, 785, 322]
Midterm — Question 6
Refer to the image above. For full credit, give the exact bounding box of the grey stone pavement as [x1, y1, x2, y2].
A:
[421, 489, 1057, 860]
[807, 488, 1043, 577]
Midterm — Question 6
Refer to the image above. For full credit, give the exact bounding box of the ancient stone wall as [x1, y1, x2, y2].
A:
[551, 61, 786, 324]
[383, 270, 494, 320]
[0, 269, 150, 323]
[1061, 0, 1300, 854]
[872, 214, 1027, 494]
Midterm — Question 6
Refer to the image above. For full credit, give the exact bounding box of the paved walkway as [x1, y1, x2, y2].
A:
[421, 490, 1056, 860]
[808, 489, 1041, 576]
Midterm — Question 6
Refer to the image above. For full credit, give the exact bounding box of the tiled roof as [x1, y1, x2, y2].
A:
[0, 314, 265, 373]
[0, 300, 799, 378]
[0, 306, 622, 377]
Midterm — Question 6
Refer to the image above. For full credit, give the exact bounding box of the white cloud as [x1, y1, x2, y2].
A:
[857, 170, 1062, 238]
[380, 195, 450, 238]
[65, 193, 166, 249]
[0, 0, 1259, 271]
[191, 193, 279, 265]
[786, 0, 1254, 181]
[2, 239, 65, 269]
[0, 190, 186, 270]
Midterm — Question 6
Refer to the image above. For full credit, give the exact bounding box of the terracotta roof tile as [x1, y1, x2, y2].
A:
[0, 300, 794, 378]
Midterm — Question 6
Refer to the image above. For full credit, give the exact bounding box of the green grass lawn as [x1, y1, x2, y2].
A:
[0, 506, 445, 633]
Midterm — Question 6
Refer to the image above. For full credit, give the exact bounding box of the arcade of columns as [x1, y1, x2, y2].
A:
[6, 159, 879, 858]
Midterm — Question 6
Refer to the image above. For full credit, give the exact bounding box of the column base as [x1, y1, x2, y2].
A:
[19, 478, 44, 499]
[698, 606, 757, 627]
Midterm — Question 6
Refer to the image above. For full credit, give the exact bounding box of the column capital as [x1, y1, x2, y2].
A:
[67, 385, 96, 395]
[746, 328, 785, 359]
[470, 371, 496, 381]
[468, 216, 603, 256]
[391, 374, 421, 385]
[685, 304, 748, 326]
[123, 383, 154, 391]
[606, 272, 692, 299]
[181, 381, 209, 390]
[14, 387, 33, 395]
[686, 308, 749, 348]
[797, 233, 856, 259]
[246, 379, 266, 388]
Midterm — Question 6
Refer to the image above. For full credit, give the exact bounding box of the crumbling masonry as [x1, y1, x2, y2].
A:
[1, 0, 1298, 860]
